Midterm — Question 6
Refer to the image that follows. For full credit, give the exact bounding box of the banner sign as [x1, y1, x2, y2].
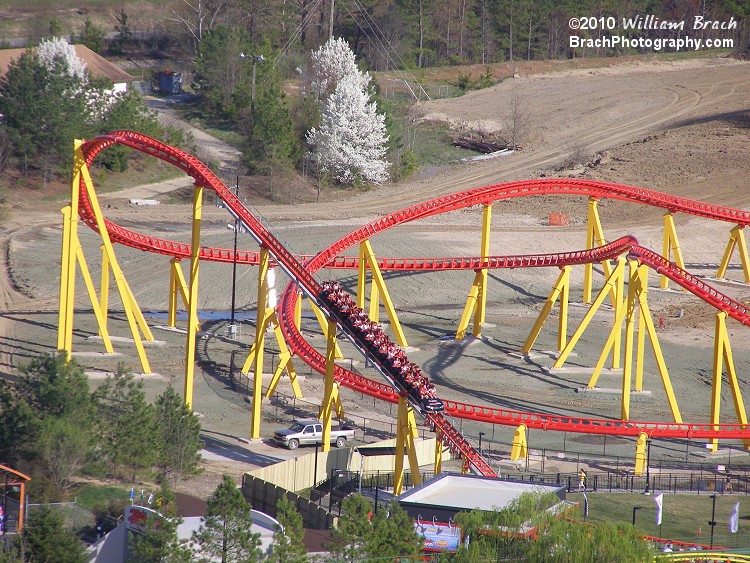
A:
[414, 520, 462, 553]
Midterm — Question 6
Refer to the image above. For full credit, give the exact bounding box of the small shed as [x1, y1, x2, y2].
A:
[158, 71, 183, 95]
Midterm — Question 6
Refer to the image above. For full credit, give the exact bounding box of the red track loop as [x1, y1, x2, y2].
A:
[78, 132, 750, 476]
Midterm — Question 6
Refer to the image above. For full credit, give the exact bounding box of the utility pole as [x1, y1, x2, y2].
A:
[329, 0, 334, 39]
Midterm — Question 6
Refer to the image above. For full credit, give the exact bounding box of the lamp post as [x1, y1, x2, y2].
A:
[645, 439, 652, 494]
[632, 506, 641, 526]
[709, 494, 717, 549]
[240, 53, 265, 109]
[478, 432, 485, 456]
[227, 178, 239, 339]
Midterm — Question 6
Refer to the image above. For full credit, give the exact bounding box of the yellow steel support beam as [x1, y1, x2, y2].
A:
[69, 142, 152, 373]
[183, 186, 203, 409]
[554, 258, 625, 369]
[583, 198, 612, 304]
[356, 240, 408, 347]
[510, 424, 528, 462]
[456, 204, 493, 340]
[634, 268, 681, 423]
[264, 318, 303, 400]
[434, 427, 443, 475]
[660, 213, 686, 289]
[57, 205, 75, 355]
[248, 248, 269, 439]
[168, 258, 200, 332]
[634, 432, 648, 476]
[587, 262, 681, 422]
[393, 395, 421, 495]
[522, 266, 571, 353]
[717, 225, 750, 283]
[320, 316, 343, 453]
[709, 311, 750, 452]
[307, 299, 344, 360]
[99, 245, 110, 336]
[294, 288, 302, 328]
[74, 244, 114, 354]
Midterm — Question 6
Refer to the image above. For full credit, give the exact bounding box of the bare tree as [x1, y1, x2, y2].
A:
[507, 84, 529, 150]
[171, 0, 228, 55]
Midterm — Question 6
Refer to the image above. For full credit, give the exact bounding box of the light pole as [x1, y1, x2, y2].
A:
[240, 53, 265, 109]
[478, 432, 485, 456]
[632, 506, 641, 527]
[709, 494, 717, 549]
[644, 439, 652, 494]
[227, 178, 240, 339]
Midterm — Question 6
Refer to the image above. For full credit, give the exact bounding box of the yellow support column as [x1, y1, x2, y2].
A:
[264, 319, 303, 400]
[456, 204, 492, 340]
[168, 258, 179, 328]
[660, 213, 686, 289]
[306, 299, 344, 360]
[634, 432, 648, 476]
[708, 312, 750, 452]
[57, 205, 76, 355]
[583, 198, 611, 304]
[510, 424, 528, 462]
[248, 248, 270, 439]
[717, 225, 750, 283]
[320, 317, 341, 453]
[555, 258, 625, 369]
[99, 245, 110, 336]
[522, 266, 571, 353]
[434, 428, 443, 475]
[183, 186, 203, 409]
[357, 240, 408, 347]
[393, 395, 421, 495]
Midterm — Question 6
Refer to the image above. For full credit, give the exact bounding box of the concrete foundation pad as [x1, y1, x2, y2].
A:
[85, 370, 161, 379]
[544, 366, 622, 375]
[87, 335, 166, 346]
[576, 387, 652, 396]
[153, 325, 188, 334]
[72, 351, 122, 357]
[510, 350, 578, 361]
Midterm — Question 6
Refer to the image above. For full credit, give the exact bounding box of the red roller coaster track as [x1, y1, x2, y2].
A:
[77, 131, 750, 477]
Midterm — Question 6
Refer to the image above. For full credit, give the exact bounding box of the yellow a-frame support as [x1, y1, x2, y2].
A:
[242, 249, 303, 439]
[660, 212, 686, 289]
[319, 317, 345, 452]
[58, 140, 153, 373]
[582, 198, 613, 304]
[393, 395, 421, 495]
[587, 261, 680, 422]
[708, 311, 750, 453]
[357, 240, 408, 347]
[167, 258, 201, 332]
[434, 427, 443, 475]
[456, 204, 492, 340]
[521, 266, 571, 354]
[716, 225, 750, 283]
[554, 257, 626, 371]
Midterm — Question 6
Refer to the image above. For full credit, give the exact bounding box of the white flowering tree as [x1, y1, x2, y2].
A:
[307, 38, 390, 185]
[308, 37, 369, 100]
[36, 37, 88, 82]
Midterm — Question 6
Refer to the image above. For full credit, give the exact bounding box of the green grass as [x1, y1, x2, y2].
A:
[567, 492, 749, 548]
[174, 105, 245, 149]
[74, 484, 131, 509]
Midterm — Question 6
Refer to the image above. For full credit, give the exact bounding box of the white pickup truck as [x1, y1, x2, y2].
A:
[273, 419, 356, 450]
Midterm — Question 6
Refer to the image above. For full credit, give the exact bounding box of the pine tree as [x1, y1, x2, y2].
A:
[367, 500, 422, 559]
[327, 494, 373, 562]
[19, 505, 86, 563]
[267, 495, 307, 563]
[128, 482, 193, 563]
[153, 387, 202, 484]
[191, 475, 263, 563]
[92, 364, 156, 482]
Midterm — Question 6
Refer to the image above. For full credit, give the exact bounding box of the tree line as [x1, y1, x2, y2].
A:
[0, 353, 203, 502]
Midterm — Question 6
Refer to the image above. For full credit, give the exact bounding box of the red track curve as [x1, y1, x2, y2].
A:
[77, 132, 750, 476]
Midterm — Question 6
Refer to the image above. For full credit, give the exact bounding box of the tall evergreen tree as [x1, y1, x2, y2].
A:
[191, 475, 262, 563]
[267, 495, 307, 563]
[19, 506, 86, 563]
[92, 365, 156, 482]
[129, 482, 193, 563]
[153, 386, 202, 484]
[327, 494, 373, 562]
